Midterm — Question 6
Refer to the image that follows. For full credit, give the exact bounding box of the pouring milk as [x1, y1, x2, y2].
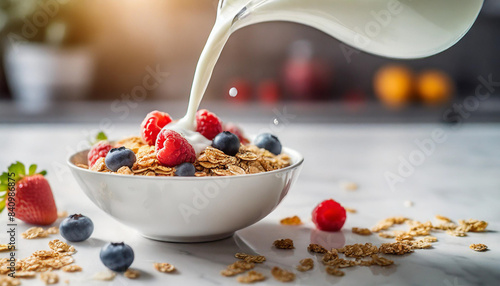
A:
[168, 0, 483, 148]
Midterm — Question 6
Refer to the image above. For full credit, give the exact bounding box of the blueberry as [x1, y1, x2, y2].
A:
[105, 146, 136, 172]
[254, 133, 282, 155]
[212, 131, 240, 156]
[60, 214, 94, 242]
[100, 242, 134, 272]
[175, 162, 196, 176]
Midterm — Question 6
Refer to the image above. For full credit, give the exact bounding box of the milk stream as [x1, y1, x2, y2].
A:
[167, 0, 483, 150]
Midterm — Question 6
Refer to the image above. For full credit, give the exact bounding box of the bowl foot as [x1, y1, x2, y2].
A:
[140, 232, 235, 243]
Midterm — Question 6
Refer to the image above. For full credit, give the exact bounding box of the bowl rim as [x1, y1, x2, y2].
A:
[67, 146, 304, 181]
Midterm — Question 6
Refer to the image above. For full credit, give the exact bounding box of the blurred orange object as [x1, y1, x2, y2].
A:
[373, 65, 414, 109]
[416, 70, 454, 106]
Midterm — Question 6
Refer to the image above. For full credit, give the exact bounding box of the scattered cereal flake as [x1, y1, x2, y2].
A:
[47, 227, 59, 235]
[352, 227, 372, 236]
[273, 239, 294, 249]
[40, 272, 59, 285]
[0, 276, 21, 286]
[422, 236, 438, 243]
[395, 234, 414, 242]
[21, 227, 49, 239]
[322, 250, 339, 264]
[280, 216, 302, 225]
[76, 164, 88, 169]
[308, 243, 328, 254]
[0, 244, 10, 252]
[339, 181, 358, 191]
[48, 239, 75, 253]
[124, 269, 141, 279]
[236, 270, 266, 283]
[344, 207, 357, 214]
[406, 240, 432, 249]
[470, 244, 488, 252]
[338, 243, 378, 258]
[446, 229, 467, 237]
[371, 217, 409, 232]
[14, 271, 36, 278]
[221, 261, 255, 277]
[235, 253, 266, 263]
[325, 266, 344, 277]
[379, 242, 413, 255]
[370, 254, 394, 266]
[271, 267, 295, 282]
[435, 215, 452, 222]
[296, 258, 314, 272]
[404, 200, 413, 208]
[117, 166, 133, 175]
[154, 262, 176, 273]
[93, 270, 116, 281]
[459, 219, 488, 232]
[57, 211, 68, 218]
[378, 232, 395, 239]
[62, 265, 82, 272]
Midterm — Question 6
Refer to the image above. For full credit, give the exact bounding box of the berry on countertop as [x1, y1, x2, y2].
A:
[0, 162, 57, 225]
[105, 147, 137, 172]
[100, 242, 134, 272]
[196, 109, 222, 140]
[223, 123, 249, 145]
[175, 162, 196, 176]
[254, 133, 282, 155]
[155, 129, 196, 167]
[141, 110, 173, 145]
[60, 214, 94, 242]
[212, 131, 240, 156]
[312, 199, 346, 232]
[88, 137, 113, 167]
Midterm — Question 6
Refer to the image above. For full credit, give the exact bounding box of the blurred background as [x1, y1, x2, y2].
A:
[0, 0, 499, 123]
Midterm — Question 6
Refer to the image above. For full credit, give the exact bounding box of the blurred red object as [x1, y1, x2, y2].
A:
[257, 79, 280, 104]
[226, 78, 252, 103]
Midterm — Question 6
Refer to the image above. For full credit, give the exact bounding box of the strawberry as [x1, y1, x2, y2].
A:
[223, 122, 250, 145]
[141, 111, 173, 145]
[0, 162, 57, 225]
[155, 129, 196, 167]
[196, 109, 222, 140]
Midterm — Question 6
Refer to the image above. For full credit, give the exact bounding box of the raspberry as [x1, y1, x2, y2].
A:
[312, 199, 346, 232]
[141, 110, 173, 145]
[196, 109, 222, 140]
[155, 129, 196, 167]
[88, 141, 113, 167]
[223, 123, 249, 145]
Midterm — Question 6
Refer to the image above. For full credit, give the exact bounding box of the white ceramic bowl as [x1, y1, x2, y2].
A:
[68, 147, 303, 242]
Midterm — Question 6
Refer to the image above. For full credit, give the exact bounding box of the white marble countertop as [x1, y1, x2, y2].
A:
[0, 123, 499, 286]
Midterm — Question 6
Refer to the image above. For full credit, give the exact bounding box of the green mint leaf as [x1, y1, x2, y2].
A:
[96, 131, 108, 142]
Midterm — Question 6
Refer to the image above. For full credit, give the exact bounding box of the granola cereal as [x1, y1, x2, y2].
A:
[344, 207, 357, 214]
[0, 244, 10, 252]
[337, 243, 378, 258]
[435, 215, 452, 222]
[221, 261, 255, 277]
[371, 217, 409, 232]
[40, 272, 59, 285]
[273, 239, 294, 249]
[296, 258, 314, 272]
[379, 242, 413, 255]
[21, 227, 49, 239]
[271, 267, 295, 282]
[322, 250, 339, 264]
[280, 216, 302, 225]
[235, 253, 266, 263]
[470, 244, 488, 252]
[378, 232, 395, 239]
[370, 254, 394, 266]
[62, 265, 82, 272]
[47, 227, 59, 235]
[124, 269, 141, 279]
[154, 262, 176, 273]
[339, 181, 358, 191]
[352, 227, 372, 236]
[236, 270, 266, 283]
[48, 239, 75, 253]
[14, 271, 36, 278]
[308, 243, 328, 254]
[325, 266, 344, 277]
[0, 276, 21, 286]
[93, 271, 116, 281]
